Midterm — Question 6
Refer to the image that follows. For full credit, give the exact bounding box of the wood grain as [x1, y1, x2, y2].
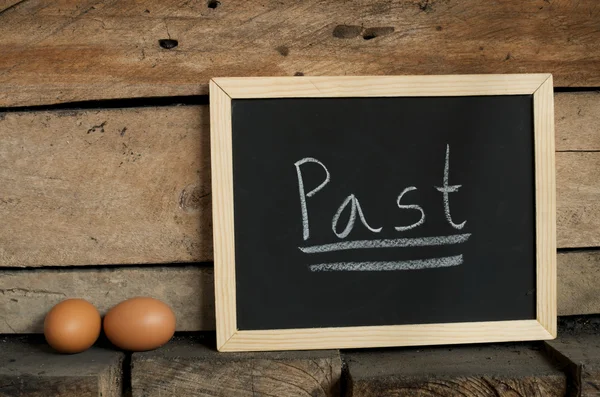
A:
[0, 252, 597, 334]
[131, 336, 342, 397]
[557, 152, 600, 248]
[555, 92, 600, 151]
[533, 76, 556, 337]
[0, 92, 596, 268]
[0, 0, 25, 14]
[1, 0, 600, 107]
[221, 320, 552, 352]
[0, 336, 124, 397]
[345, 343, 567, 397]
[0, 106, 212, 267]
[558, 251, 600, 316]
[0, 266, 214, 333]
[545, 333, 600, 397]
[209, 81, 236, 350]
[213, 74, 550, 98]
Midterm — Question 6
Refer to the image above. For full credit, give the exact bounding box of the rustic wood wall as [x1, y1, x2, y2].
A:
[1, 0, 599, 334]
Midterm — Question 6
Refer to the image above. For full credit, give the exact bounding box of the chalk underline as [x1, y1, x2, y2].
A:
[309, 254, 463, 272]
[298, 233, 471, 254]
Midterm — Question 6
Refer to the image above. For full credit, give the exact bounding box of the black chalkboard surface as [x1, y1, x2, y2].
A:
[210, 75, 556, 352]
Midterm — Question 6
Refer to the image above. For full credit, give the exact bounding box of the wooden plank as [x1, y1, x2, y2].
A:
[557, 152, 600, 248]
[131, 335, 342, 397]
[0, 335, 124, 397]
[545, 332, 600, 397]
[556, 92, 600, 151]
[345, 344, 567, 396]
[1, 1, 600, 107]
[0, 266, 214, 333]
[0, 106, 212, 267]
[0, 92, 597, 268]
[0, 251, 598, 334]
[0, 0, 26, 14]
[558, 251, 600, 316]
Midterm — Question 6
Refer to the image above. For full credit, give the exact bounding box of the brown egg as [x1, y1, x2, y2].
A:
[103, 297, 176, 351]
[44, 299, 101, 354]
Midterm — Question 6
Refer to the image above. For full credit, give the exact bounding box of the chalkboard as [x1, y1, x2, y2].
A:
[210, 75, 556, 352]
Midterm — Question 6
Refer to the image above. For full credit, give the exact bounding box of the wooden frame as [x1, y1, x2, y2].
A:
[210, 74, 556, 352]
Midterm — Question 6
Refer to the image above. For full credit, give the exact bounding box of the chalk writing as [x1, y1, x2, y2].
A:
[332, 194, 382, 238]
[295, 144, 470, 272]
[299, 234, 471, 254]
[295, 144, 467, 241]
[309, 255, 463, 272]
[395, 186, 425, 232]
[294, 157, 330, 240]
[436, 144, 466, 230]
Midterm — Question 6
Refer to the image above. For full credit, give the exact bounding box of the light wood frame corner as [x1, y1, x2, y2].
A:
[210, 74, 556, 352]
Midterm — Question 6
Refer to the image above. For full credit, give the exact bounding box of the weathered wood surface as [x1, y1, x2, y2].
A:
[558, 251, 600, 316]
[0, 0, 23, 13]
[555, 92, 600, 151]
[131, 336, 342, 397]
[557, 152, 600, 248]
[545, 332, 600, 397]
[0, 336, 124, 397]
[0, 1, 600, 107]
[0, 92, 598, 267]
[0, 106, 211, 266]
[345, 344, 567, 396]
[0, 266, 214, 333]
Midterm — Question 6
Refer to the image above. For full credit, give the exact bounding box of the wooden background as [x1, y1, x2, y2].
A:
[1, 0, 599, 334]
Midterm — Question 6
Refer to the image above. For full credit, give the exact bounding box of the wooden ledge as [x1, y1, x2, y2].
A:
[0, 336, 124, 397]
[6, 330, 600, 395]
[344, 343, 567, 396]
[545, 320, 600, 397]
[131, 335, 342, 397]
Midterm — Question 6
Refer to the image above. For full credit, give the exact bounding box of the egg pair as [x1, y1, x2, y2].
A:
[44, 297, 176, 354]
